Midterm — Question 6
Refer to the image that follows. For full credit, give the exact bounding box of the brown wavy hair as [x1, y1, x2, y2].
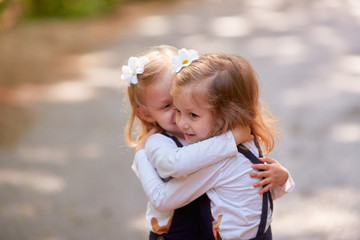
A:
[172, 53, 279, 154]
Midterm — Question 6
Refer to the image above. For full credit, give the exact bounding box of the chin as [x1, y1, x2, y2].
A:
[185, 137, 198, 144]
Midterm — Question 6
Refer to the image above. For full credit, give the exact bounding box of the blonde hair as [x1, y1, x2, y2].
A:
[124, 45, 178, 146]
[173, 53, 279, 154]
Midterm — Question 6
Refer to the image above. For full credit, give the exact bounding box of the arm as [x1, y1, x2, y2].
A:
[131, 149, 146, 179]
[145, 131, 239, 178]
[250, 157, 295, 197]
[134, 151, 223, 212]
[271, 173, 295, 200]
[132, 127, 159, 179]
[135, 127, 159, 154]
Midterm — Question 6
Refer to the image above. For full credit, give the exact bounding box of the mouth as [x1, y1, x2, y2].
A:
[184, 133, 195, 138]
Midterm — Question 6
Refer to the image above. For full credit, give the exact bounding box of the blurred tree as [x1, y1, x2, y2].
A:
[1, 0, 170, 30]
[22, 0, 120, 19]
[1, 0, 166, 28]
[0, 0, 22, 29]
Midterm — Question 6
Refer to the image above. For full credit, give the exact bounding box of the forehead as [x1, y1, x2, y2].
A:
[173, 86, 208, 109]
[142, 71, 174, 107]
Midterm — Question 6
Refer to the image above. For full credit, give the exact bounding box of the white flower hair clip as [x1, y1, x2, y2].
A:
[121, 56, 150, 86]
[171, 48, 199, 73]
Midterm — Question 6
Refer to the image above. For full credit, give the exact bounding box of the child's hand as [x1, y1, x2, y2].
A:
[232, 125, 254, 145]
[250, 157, 289, 195]
[135, 128, 159, 153]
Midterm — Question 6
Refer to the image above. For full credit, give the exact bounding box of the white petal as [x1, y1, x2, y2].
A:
[121, 66, 132, 81]
[140, 56, 150, 65]
[134, 57, 149, 74]
[130, 75, 138, 85]
[122, 65, 129, 73]
[128, 57, 138, 71]
[171, 56, 180, 66]
[188, 50, 199, 60]
[171, 56, 181, 73]
[178, 48, 188, 60]
[136, 65, 144, 74]
[127, 57, 135, 66]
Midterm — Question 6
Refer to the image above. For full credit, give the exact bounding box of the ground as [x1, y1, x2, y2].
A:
[0, 0, 359, 239]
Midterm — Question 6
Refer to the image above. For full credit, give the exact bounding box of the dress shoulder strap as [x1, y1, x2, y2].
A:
[237, 139, 273, 239]
[161, 132, 183, 148]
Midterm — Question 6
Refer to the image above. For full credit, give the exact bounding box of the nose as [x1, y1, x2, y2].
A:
[177, 114, 188, 130]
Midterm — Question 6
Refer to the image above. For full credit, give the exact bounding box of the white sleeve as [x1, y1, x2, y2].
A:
[134, 152, 224, 212]
[131, 149, 146, 179]
[145, 131, 238, 179]
[271, 173, 295, 200]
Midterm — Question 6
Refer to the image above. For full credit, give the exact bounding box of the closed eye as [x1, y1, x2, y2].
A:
[189, 113, 198, 119]
[163, 104, 171, 109]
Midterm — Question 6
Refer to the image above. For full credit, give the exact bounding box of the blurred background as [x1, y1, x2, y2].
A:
[0, 0, 359, 239]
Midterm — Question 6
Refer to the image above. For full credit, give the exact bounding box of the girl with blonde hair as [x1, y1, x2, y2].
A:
[124, 45, 254, 240]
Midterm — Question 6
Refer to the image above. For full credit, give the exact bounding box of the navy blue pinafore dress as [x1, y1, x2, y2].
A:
[149, 133, 215, 240]
[237, 138, 274, 240]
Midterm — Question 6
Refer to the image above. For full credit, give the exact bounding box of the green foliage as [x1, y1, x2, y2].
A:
[22, 0, 121, 19]
[0, 0, 12, 18]
[1, 0, 168, 21]
[0, 0, 9, 14]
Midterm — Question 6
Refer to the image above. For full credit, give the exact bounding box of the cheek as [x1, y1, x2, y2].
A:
[164, 110, 173, 120]
[205, 119, 216, 137]
[160, 111, 174, 125]
[204, 127, 213, 138]
[150, 112, 166, 126]
[195, 124, 209, 136]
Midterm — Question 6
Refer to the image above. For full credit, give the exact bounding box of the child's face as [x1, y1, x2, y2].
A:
[173, 87, 214, 144]
[141, 71, 183, 138]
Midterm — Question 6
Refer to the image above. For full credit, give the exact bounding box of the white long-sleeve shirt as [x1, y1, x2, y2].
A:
[133, 132, 295, 240]
[132, 131, 243, 234]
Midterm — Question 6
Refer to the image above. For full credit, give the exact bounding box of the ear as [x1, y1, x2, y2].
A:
[136, 106, 155, 123]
